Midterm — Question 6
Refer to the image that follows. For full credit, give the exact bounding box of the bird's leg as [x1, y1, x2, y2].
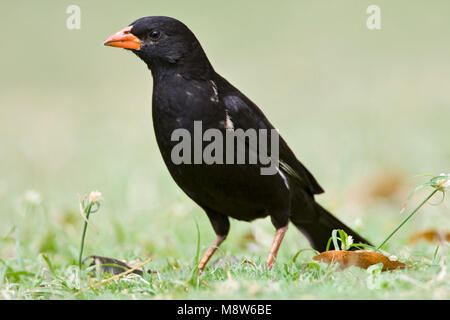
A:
[266, 225, 289, 270]
[198, 234, 227, 271]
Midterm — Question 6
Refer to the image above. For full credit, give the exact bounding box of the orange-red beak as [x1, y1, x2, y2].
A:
[103, 26, 141, 50]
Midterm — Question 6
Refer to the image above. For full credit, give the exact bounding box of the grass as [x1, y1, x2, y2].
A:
[1, 0, 450, 299]
[0, 239, 448, 299]
[1, 177, 449, 300]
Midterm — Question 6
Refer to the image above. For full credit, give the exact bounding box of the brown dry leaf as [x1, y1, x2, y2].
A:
[409, 230, 450, 244]
[351, 171, 408, 206]
[74, 257, 152, 297]
[238, 231, 257, 249]
[82, 255, 151, 276]
[366, 172, 406, 199]
[313, 250, 410, 271]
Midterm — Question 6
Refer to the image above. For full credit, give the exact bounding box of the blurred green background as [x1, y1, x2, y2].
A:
[0, 0, 449, 275]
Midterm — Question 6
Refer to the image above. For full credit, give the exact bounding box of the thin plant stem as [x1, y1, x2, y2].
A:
[15, 226, 23, 270]
[377, 189, 438, 250]
[78, 202, 93, 269]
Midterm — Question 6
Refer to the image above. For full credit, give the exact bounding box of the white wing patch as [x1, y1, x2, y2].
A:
[224, 110, 234, 130]
[277, 166, 290, 190]
[280, 160, 302, 182]
[210, 80, 219, 103]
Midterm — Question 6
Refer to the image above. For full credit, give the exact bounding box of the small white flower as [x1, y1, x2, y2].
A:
[347, 235, 354, 246]
[88, 190, 102, 204]
[23, 190, 42, 206]
[341, 235, 354, 250]
[443, 175, 450, 188]
[438, 173, 450, 190]
[388, 255, 398, 262]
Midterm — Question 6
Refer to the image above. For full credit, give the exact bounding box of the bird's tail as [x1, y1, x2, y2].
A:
[291, 201, 372, 252]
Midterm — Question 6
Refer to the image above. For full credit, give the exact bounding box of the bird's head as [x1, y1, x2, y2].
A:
[104, 16, 213, 78]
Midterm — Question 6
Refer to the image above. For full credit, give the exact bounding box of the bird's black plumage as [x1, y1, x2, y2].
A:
[105, 16, 371, 269]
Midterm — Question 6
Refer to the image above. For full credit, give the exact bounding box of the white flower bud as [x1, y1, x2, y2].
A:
[88, 190, 102, 204]
[23, 190, 42, 206]
[388, 255, 398, 262]
[437, 174, 450, 190]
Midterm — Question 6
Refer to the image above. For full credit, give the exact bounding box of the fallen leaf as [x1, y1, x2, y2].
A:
[367, 172, 406, 199]
[82, 255, 151, 276]
[350, 170, 408, 205]
[409, 230, 450, 244]
[313, 250, 410, 271]
[74, 258, 152, 297]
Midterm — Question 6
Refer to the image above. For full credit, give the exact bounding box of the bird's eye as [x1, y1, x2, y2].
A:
[149, 30, 161, 40]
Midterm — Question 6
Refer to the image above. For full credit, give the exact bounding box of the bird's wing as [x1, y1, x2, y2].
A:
[219, 83, 324, 195]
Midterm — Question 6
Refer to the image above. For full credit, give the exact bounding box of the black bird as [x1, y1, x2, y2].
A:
[104, 16, 371, 270]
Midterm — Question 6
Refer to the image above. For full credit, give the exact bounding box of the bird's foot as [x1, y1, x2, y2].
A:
[266, 254, 275, 270]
